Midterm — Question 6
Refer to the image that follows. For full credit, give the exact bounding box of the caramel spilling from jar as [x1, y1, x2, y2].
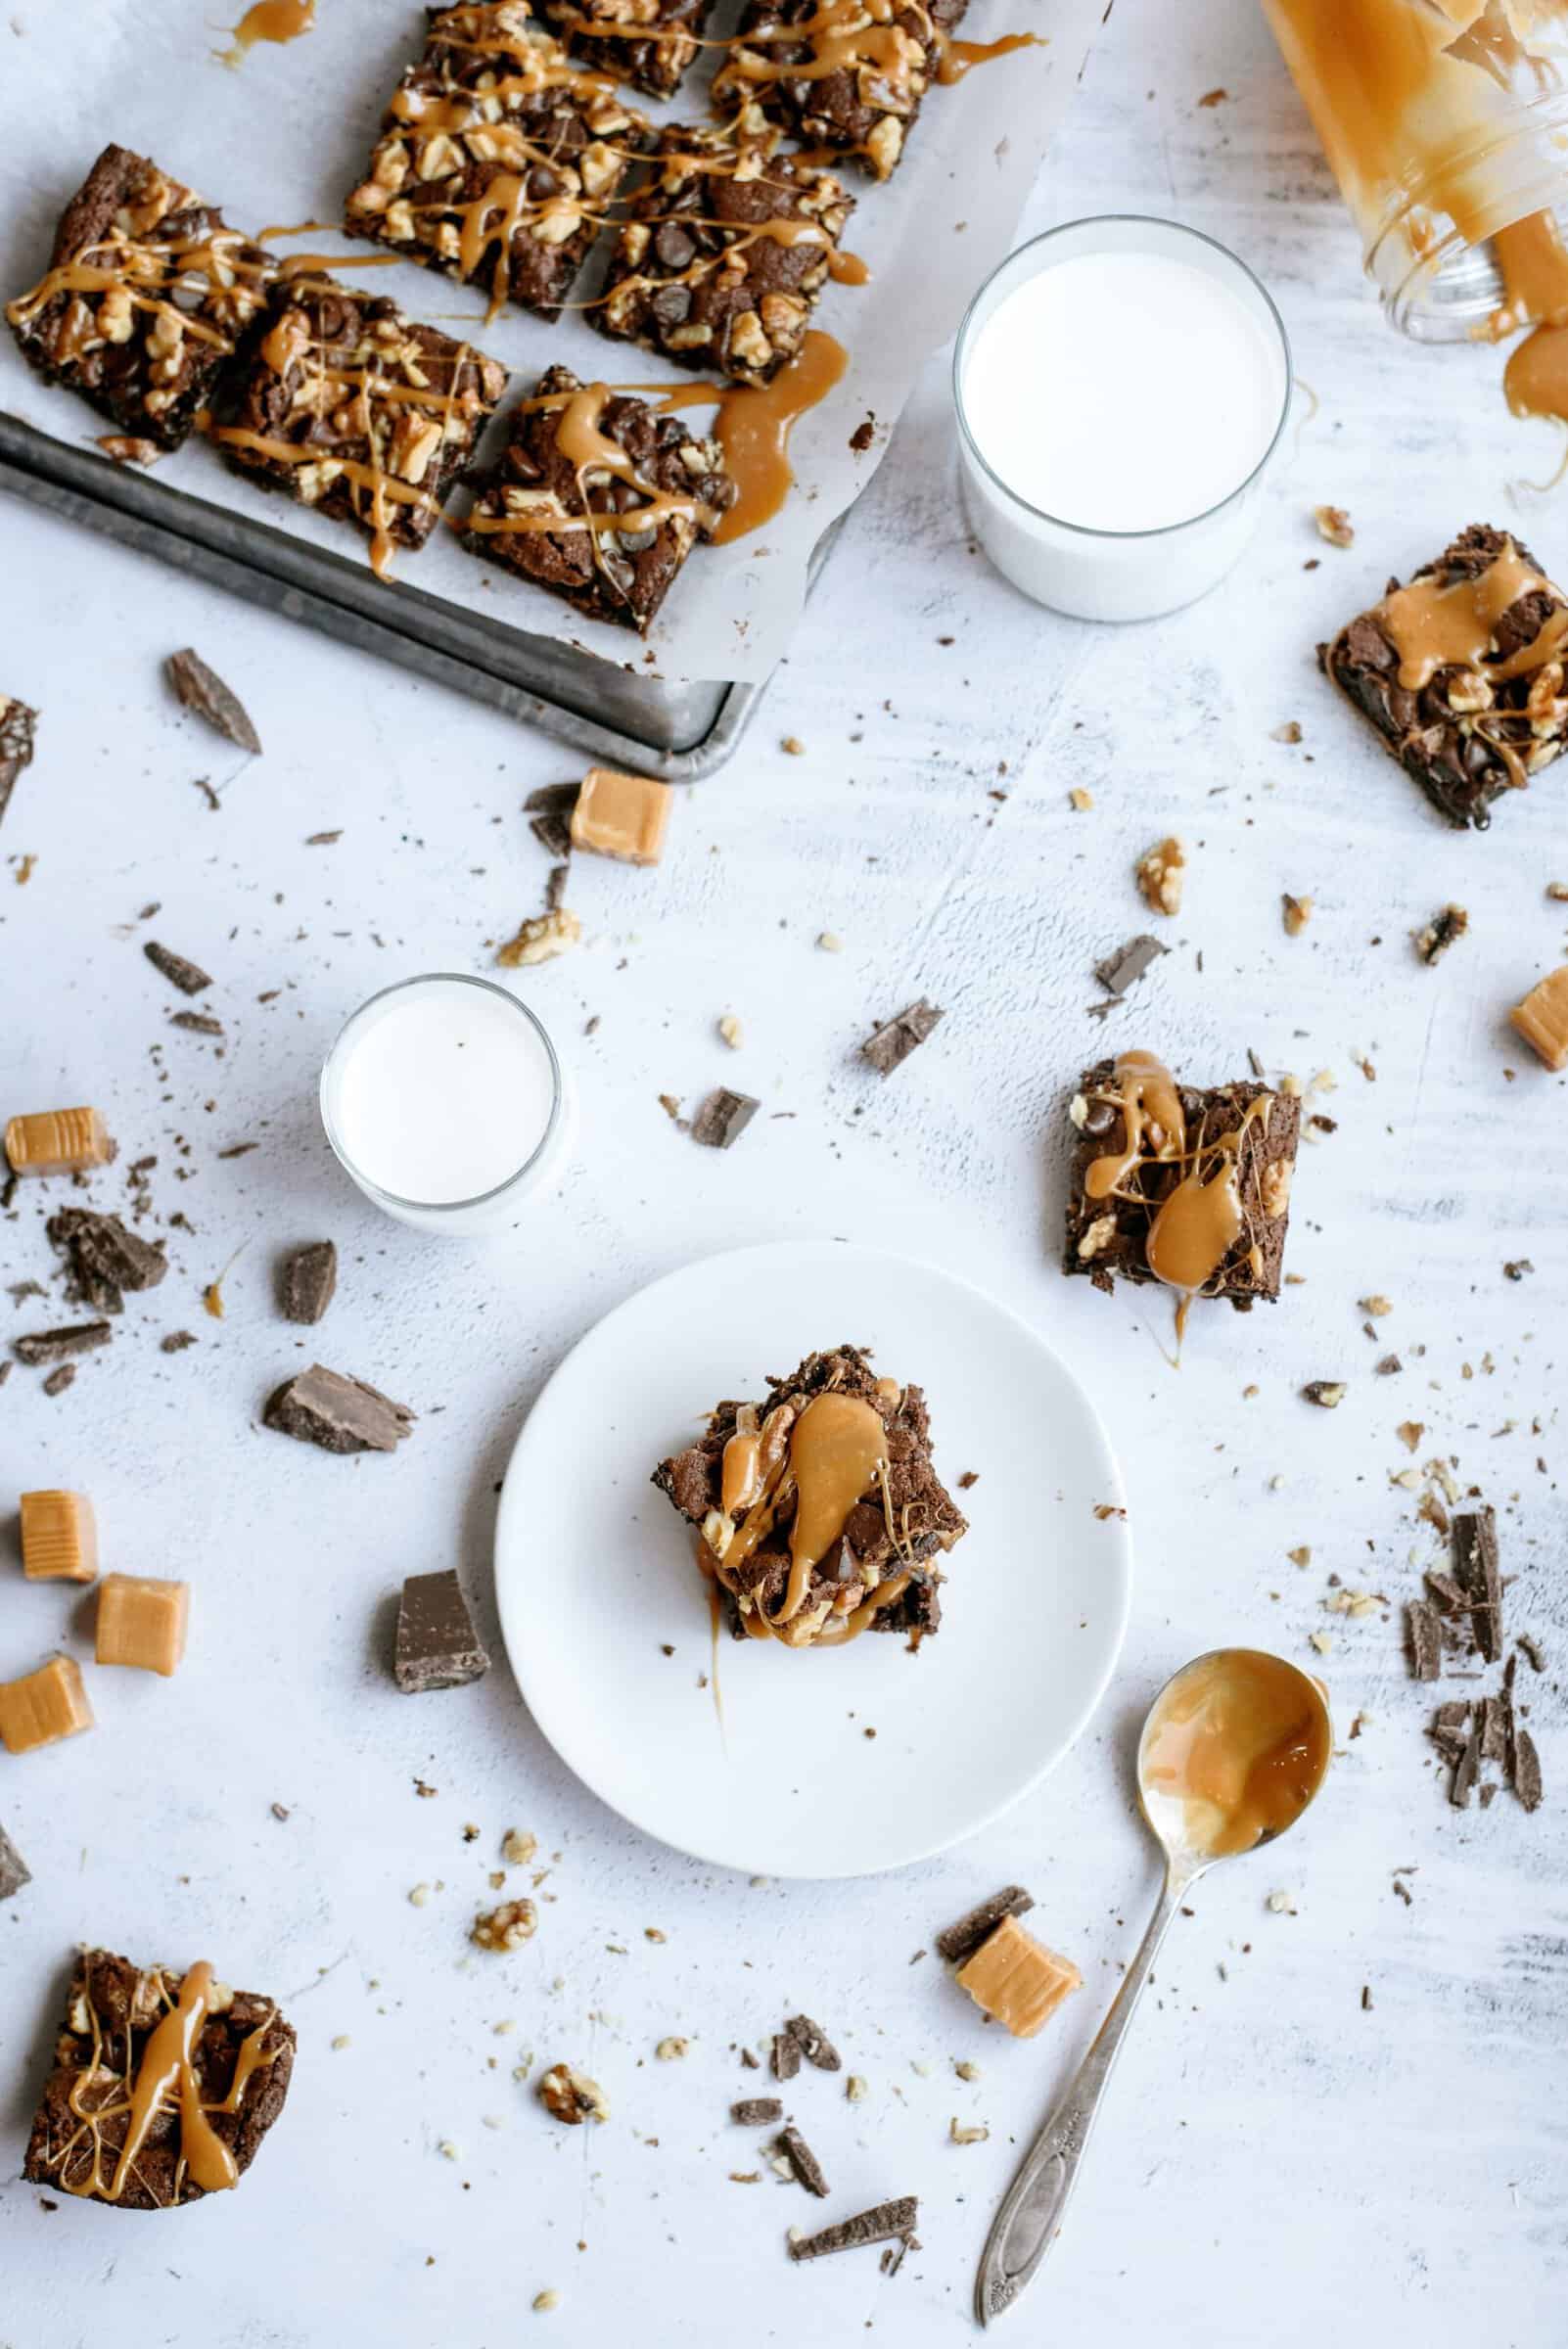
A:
[1140, 1649, 1330, 1860]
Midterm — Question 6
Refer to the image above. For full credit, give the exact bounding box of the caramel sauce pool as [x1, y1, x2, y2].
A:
[1141, 1648, 1330, 1860]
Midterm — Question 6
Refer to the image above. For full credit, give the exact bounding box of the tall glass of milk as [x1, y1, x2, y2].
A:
[320, 973, 571, 1235]
[953, 216, 1293, 622]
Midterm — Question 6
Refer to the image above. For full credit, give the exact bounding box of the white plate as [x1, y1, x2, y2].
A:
[494, 1243, 1132, 1878]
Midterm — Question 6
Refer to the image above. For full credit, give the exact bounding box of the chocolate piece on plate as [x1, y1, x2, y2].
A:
[788, 2196, 919, 2262]
[278, 1241, 338, 1327]
[862, 998, 944, 1076]
[49, 1209, 167, 1314]
[1319, 524, 1568, 828]
[0, 1822, 30, 1899]
[0, 694, 37, 828]
[166, 651, 261, 756]
[535, 0, 715, 99]
[715, 0, 969, 179]
[23, 1948, 295, 2207]
[394, 1568, 489, 1691]
[13, 1321, 113, 1367]
[263, 1363, 414, 1454]
[690, 1086, 760, 1148]
[775, 2122, 830, 2196]
[1452, 1507, 1503, 1663]
[935, 1884, 1036, 1966]
[144, 941, 212, 996]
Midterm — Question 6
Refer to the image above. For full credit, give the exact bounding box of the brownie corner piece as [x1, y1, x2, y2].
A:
[461, 365, 735, 632]
[1320, 522, 1568, 828]
[535, 0, 715, 99]
[215, 277, 505, 564]
[5, 142, 274, 451]
[714, 0, 968, 178]
[23, 1948, 295, 2208]
[1063, 1055, 1300, 1311]
[597, 116, 853, 388]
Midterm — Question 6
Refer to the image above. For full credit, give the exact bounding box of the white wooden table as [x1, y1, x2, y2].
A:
[1, 3, 1562, 2343]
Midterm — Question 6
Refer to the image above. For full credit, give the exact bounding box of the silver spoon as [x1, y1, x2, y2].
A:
[974, 1647, 1332, 2326]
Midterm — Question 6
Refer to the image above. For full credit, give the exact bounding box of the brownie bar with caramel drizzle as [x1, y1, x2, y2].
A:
[596, 114, 854, 390]
[23, 1949, 295, 2210]
[534, 0, 716, 100]
[344, 1, 651, 321]
[5, 144, 274, 451]
[653, 1344, 967, 1648]
[712, 0, 970, 180]
[461, 363, 735, 631]
[214, 276, 505, 574]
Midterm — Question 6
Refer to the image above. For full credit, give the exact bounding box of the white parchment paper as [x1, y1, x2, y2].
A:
[0, 0, 1098, 682]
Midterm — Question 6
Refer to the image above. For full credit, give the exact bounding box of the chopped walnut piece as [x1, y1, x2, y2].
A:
[472, 1899, 537, 1953]
[1281, 894, 1314, 938]
[501, 1827, 537, 1866]
[1076, 1212, 1119, 1262]
[1415, 905, 1468, 965]
[1260, 1160, 1292, 1219]
[496, 907, 581, 968]
[1269, 720, 1303, 744]
[948, 2117, 990, 2145]
[1069, 787, 1093, 811]
[718, 1014, 744, 1049]
[655, 2036, 689, 2060]
[1314, 504, 1354, 548]
[1135, 836, 1185, 918]
[1302, 1380, 1347, 1408]
[1360, 1294, 1393, 1316]
[537, 2064, 609, 2125]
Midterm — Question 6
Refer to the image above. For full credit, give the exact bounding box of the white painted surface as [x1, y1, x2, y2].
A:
[0, 5, 1563, 2348]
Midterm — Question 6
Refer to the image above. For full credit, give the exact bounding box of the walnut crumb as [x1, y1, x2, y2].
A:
[1360, 1294, 1393, 1316]
[645, 1926, 667, 1943]
[1414, 904, 1468, 964]
[501, 1828, 538, 1866]
[1135, 836, 1185, 917]
[1266, 1889, 1299, 1914]
[472, 1899, 537, 1953]
[1547, 881, 1568, 901]
[949, 2118, 990, 2146]
[1314, 504, 1354, 547]
[496, 906, 581, 968]
[1069, 787, 1093, 811]
[817, 931, 844, 952]
[1260, 1160, 1292, 1219]
[1281, 893, 1314, 938]
[954, 2059, 981, 2081]
[780, 735, 805, 756]
[655, 2036, 689, 2061]
[532, 2290, 560, 2314]
[1269, 720, 1303, 744]
[537, 2065, 609, 2125]
[718, 1014, 744, 1049]
[1302, 1380, 1346, 1407]
[1287, 1545, 1312, 1567]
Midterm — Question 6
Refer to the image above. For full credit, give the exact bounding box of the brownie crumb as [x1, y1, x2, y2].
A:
[161, 1330, 198, 1354]
[14, 1320, 113, 1366]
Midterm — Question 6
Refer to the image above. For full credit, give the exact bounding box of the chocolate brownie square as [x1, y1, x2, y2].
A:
[214, 275, 505, 568]
[712, 0, 969, 179]
[461, 364, 735, 631]
[1319, 524, 1568, 829]
[534, 0, 715, 100]
[653, 1344, 966, 1647]
[1062, 1052, 1300, 1310]
[343, 2, 650, 320]
[23, 1949, 295, 2208]
[4, 143, 273, 451]
[596, 116, 854, 389]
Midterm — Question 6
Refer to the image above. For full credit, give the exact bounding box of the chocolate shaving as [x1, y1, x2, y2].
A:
[1423, 1570, 1468, 1615]
[305, 830, 342, 846]
[1428, 1699, 1469, 1765]
[730, 2098, 782, 2126]
[144, 941, 213, 996]
[1407, 1600, 1443, 1682]
[1088, 934, 1168, 1018]
[1450, 1709, 1483, 1808]
[1453, 1507, 1502, 1662]
[788, 2197, 918, 2263]
[1513, 1728, 1544, 1813]
[42, 1364, 75, 1397]
[14, 1320, 113, 1367]
[0, 695, 37, 829]
[1517, 1633, 1545, 1673]
[545, 862, 570, 914]
[393, 1568, 488, 1692]
[692, 1087, 760, 1149]
[48, 1209, 167, 1313]
[1479, 1694, 1508, 1763]
[785, 2014, 841, 2073]
[166, 649, 261, 756]
[160, 1330, 198, 1354]
[170, 1010, 224, 1036]
[263, 1363, 414, 1455]
[936, 1884, 1037, 1965]
[526, 781, 578, 860]
[862, 998, 945, 1077]
[774, 2125, 830, 2197]
[770, 2031, 802, 2083]
[278, 1241, 338, 1326]
[0, 1822, 30, 1900]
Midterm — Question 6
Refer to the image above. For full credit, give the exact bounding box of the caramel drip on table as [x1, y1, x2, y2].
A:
[1142, 1650, 1330, 1860]
[277, 253, 408, 282]
[768, 1393, 888, 1628]
[217, 0, 315, 68]
[935, 28, 1044, 83]
[1374, 537, 1545, 688]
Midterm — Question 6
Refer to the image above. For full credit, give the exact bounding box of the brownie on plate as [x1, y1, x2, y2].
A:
[23, 1948, 295, 2209]
[712, 0, 969, 180]
[1063, 1051, 1301, 1310]
[1319, 524, 1568, 829]
[534, 0, 715, 100]
[653, 1344, 966, 1647]
[5, 143, 273, 451]
[344, 1, 651, 319]
[461, 364, 735, 631]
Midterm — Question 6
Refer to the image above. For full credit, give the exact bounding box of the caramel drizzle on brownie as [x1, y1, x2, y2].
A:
[1368, 535, 1568, 790]
[6, 222, 270, 360]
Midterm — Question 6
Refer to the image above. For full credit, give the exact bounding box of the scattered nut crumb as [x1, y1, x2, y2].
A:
[1069, 788, 1093, 811]
[537, 2065, 609, 2125]
[1269, 720, 1303, 744]
[438, 2140, 460, 2161]
[408, 1883, 433, 1908]
[1135, 836, 1186, 918]
[817, 931, 843, 953]
[1360, 1295, 1393, 1317]
[472, 1900, 537, 1953]
[1396, 1420, 1425, 1452]
[496, 906, 581, 969]
[1302, 1381, 1347, 1408]
[501, 1828, 537, 1866]
[532, 2290, 560, 2314]
[1266, 1890, 1298, 1915]
[718, 1014, 744, 1049]
[1314, 504, 1354, 548]
[949, 2118, 990, 2146]
[846, 2073, 868, 2102]
[1414, 905, 1468, 965]
[645, 1926, 667, 1943]
[1309, 1631, 1332, 1655]
[331, 2035, 351, 2050]
[655, 2037, 689, 2061]
[1281, 893, 1314, 938]
[953, 2059, 981, 2082]
[780, 736, 805, 757]
[1547, 882, 1568, 901]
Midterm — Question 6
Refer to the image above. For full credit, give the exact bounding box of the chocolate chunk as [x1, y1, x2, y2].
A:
[731, 2097, 783, 2125]
[1513, 1727, 1544, 1812]
[1090, 933, 1168, 1013]
[770, 2031, 802, 2082]
[48, 1209, 167, 1313]
[170, 1010, 224, 1036]
[936, 1885, 1037, 1965]
[1302, 1380, 1346, 1407]
[691, 1087, 760, 1149]
[788, 2197, 918, 2262]
[862, 998, 945, 1077]
[1479, 1693, 1508, 1763]
[394, 1568, 489, 1692]
[1517, 1633, 1545, 1672]
[166, 649, 261, 756]
[13, 1320, 113, 1366]
[1407, 1600, 1443, 1682]
[161, 1330, 198, 1354]
[42, 1364, 76, 1397]
[0, 1821, 31, 1898]
[0, 695, 38, 828]
[1424, 1570, 1468, 1615]
[785, 2014, 841, 2072]
[278, 1241, 338, 1326]
[263, 1363, 414, 1454]
[1453, 1507, 1502, 1663]
[144, 941, 212, 995]
[774, 2124, 829, 2196]
[1428, 1699, 1470, 1765]
[1451, 1708, 1483, 1809]
[526, 782, 579, 859]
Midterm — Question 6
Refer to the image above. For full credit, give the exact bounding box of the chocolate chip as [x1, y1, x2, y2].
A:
[653, 222, 698, 271]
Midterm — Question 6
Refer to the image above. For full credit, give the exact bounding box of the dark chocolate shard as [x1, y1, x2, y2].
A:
[731, 2097, 783, 2126]
[1423, 1570, 1468, 1615]
[0, 694, 38, 828]
[785, 2014, 841, 2073]
[0, 1821, 30, 1899]
[788, 2197, 918, 2262]
[1089, 933, 1168, 1017]
[1451, 1708, 1483, 1809]
[774, 2124, 830, 2197]
[545, 862, 570, 914]
[1513, 1728, 1544, 1813]
[1407, 1600, 1443, 1683]
[13, 1319, 113, 1366]
[278, 1240, 338, 1327]
[692, 1087, 760, 1149]
[42, 1364, 76, 1397]
[1428, 1699, 1469, 1765]
[48, 1209, 167, 1314]
[166, 649, 262, 756]
[394, 1568, 489, 1692]
[936, 1885, 1036, 1966]
[770, 2031, 802, 2083]
[144, 941, 213, 995]
[170, 1010, 224, 1036]
[1453, 1507, 1502, 1663]
[862, 998, 944, 1077]
[526, 781, 578, 860]
[263, 1363, 414, 1455]
[1479, 1694, 1508, 1762]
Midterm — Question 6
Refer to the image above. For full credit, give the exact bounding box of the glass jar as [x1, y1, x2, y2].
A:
[1261, 0, 1568, 338]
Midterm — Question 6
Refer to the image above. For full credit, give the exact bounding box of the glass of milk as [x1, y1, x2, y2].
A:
[953, 215, 1293, 622]
[320, 973, 571, 1235]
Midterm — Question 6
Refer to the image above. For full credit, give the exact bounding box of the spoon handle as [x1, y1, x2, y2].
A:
[974, 1864, 1191, 2326]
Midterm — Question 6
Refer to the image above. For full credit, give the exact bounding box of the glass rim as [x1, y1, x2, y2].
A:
[319, 970, 565, 1216]
[951, 213, 1295, 542]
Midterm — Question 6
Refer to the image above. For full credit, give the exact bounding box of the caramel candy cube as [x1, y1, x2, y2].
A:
[1510, 965, 1568, 1071]
[570, 766, 671, 866]
[4, 1107, 112, 1176]
[0, 1656, 94, 1755]
[955, 1914, 1083, 2039]
[19, 1490, 99, 1584]
[95, 1573, 189, 1677]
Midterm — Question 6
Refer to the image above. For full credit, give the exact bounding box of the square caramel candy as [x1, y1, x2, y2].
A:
[20, 1490, 99, 1584]
[1510, 965, 1568, 1070]
[0, 1655, 94, 1755]
[570, 767, 672, 866]
[5, 1106, 112, 1176]
[96, 1574, 190, 1677]
[955, 1914, 1083, 2039]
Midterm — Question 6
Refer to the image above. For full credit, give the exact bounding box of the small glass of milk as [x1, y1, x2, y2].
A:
[320, 973, 571, 1235]
[953, 215, 1293, 622]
